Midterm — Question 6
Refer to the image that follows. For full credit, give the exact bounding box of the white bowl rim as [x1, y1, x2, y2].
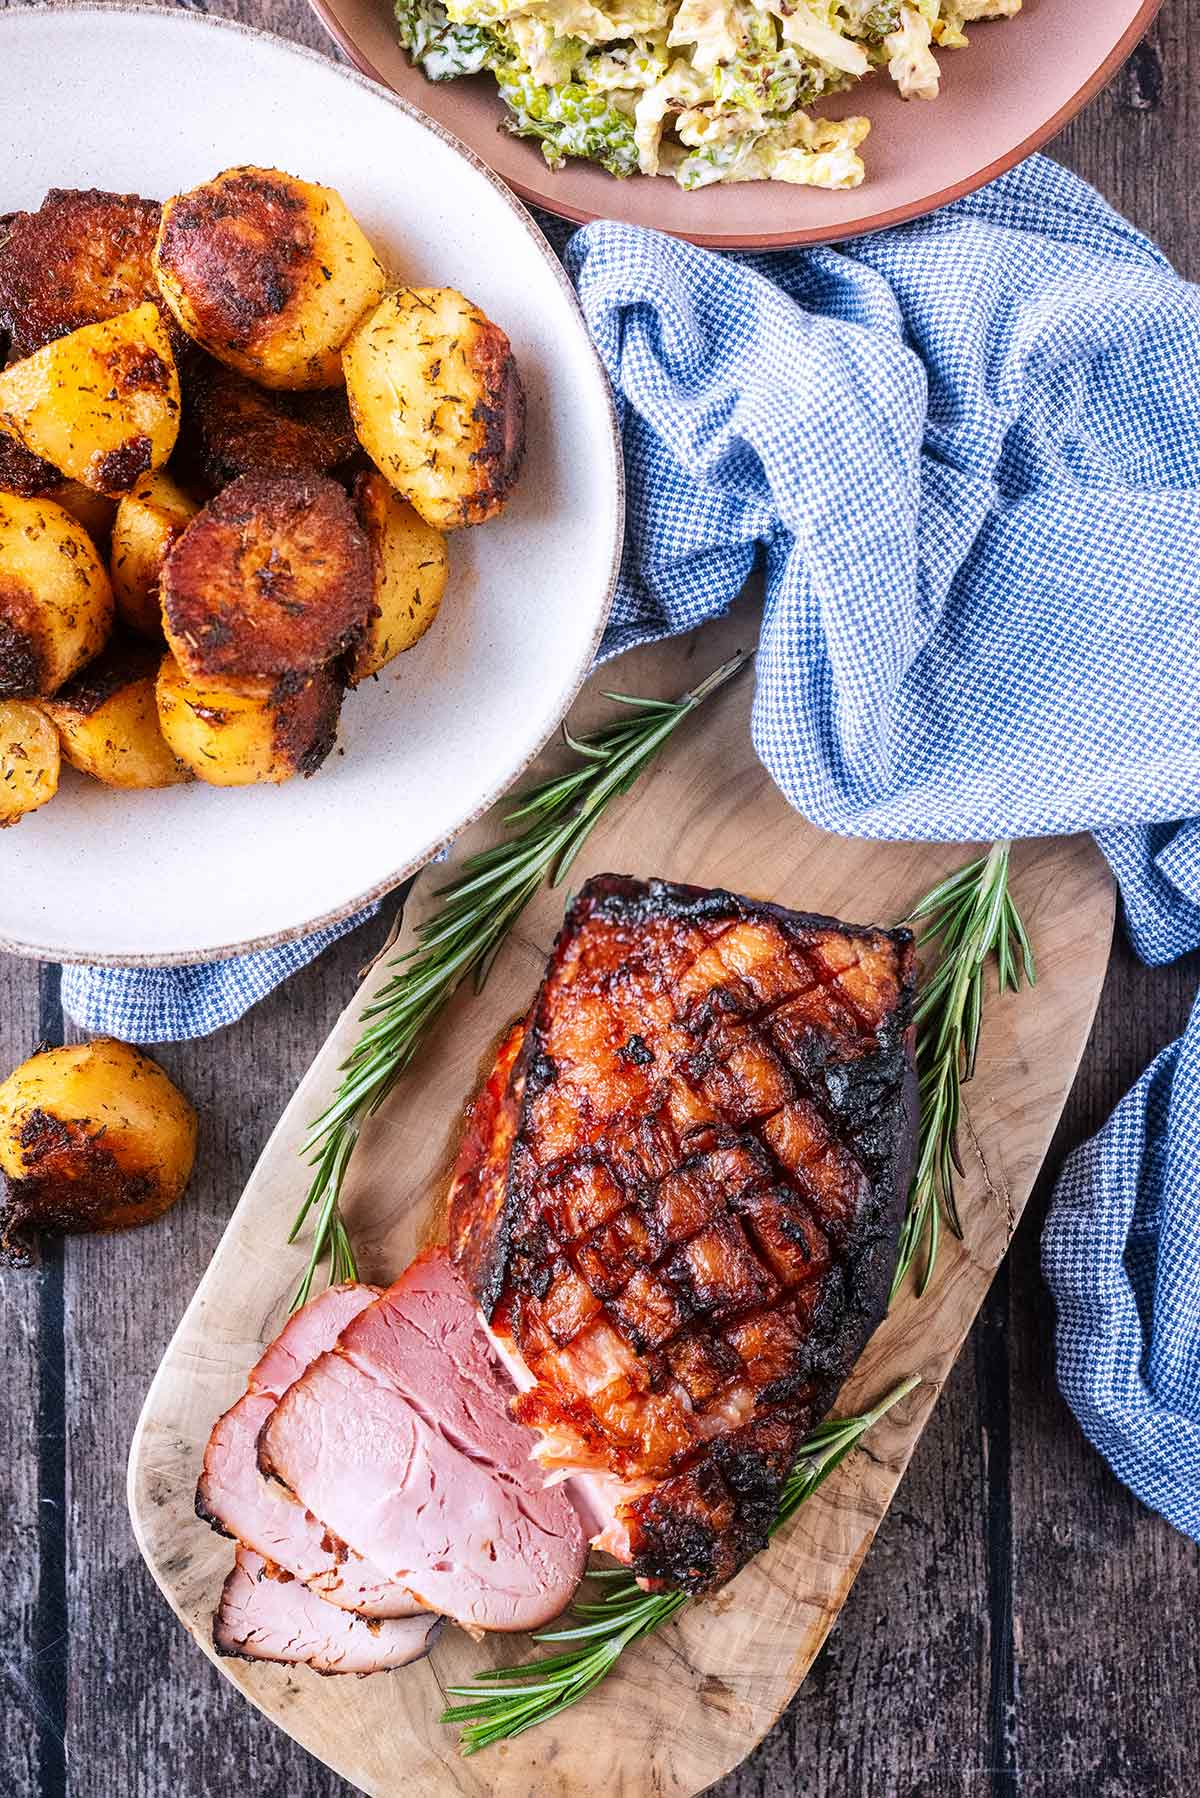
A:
[0, 2, 624, 968]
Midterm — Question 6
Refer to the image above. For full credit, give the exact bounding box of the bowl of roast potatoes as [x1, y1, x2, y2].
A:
[0, 169, 526, 826]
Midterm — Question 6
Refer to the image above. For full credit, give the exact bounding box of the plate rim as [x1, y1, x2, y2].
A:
[307, 0, 1165, 250]
[0, 1, 624, 969]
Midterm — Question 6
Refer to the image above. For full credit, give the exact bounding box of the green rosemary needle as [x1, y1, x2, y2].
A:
[889, 840, 1036, 1302]
[287, 649, 752, 1307]
[442, 1372, 920, 1755]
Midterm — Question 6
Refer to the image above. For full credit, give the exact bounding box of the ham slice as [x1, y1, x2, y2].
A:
[196, 1282, 423, 1618]
[214, 1546, 439, 1675]
[258, 1247, 587, 1633]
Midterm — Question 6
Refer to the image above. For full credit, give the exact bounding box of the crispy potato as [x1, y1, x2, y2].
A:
[42, 638, 191, 790]
[342, 286, 525, 530]
[0, 1038, 197, 1266]
[0, 426, 60, 498]
[154, 167, 387, 390]
[347, 470, 447, 684]
[155, 653, 342, 786]
[181, 357, 359, 489]
[52, 481, 119, 551]
[0, 303, 181, 494]
[0, 492, 114, 697]
[0, 188, 163, 357]
[161, 473, 370, 682]
[111, 470, 199, 637]
[0, 699, 60, 827]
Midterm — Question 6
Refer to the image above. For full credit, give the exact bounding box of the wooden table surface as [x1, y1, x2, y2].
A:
[2, 5, 1198, 1795]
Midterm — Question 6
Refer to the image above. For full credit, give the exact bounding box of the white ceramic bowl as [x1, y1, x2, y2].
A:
[0, 5, 622, 965]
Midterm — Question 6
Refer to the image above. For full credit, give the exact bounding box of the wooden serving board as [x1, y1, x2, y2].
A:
[128, 599, 1114, 1798]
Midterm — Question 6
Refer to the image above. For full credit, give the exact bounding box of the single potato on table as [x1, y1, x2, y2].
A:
[0, 699, 59, 827]
[0, 491, 114, 696]
[348, 470, 447, 684]
[156, 652, 343, 786]
[0, 1038, 197, 1266]
[153, 167, 386, 390]
[0, 302, 181, 493]
[343, 286, 525, 530]
[43, 638, 191, 789]
[111, 469, 199, 637]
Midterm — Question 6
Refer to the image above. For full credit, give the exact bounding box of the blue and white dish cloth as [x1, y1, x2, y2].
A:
[63, 155, 1200, 1543]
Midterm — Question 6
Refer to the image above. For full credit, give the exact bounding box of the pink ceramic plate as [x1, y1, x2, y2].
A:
[309, 0, 1162, 248]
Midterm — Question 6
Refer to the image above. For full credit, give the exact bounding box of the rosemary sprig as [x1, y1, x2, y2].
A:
[287, 649, 751, 1307]
[889, 841, 1036, 1301]
[442, 1372, 920, 1754]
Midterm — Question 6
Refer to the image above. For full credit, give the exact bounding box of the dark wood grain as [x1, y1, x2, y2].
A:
[1, 3, 1198, 1794]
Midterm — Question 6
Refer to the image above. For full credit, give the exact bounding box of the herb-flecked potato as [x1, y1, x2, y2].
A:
[0, 302, 181, 493]
[155, 653, 342, 786]
[342, 286, 525, 530]
[0, 1038, 197, 1267]
[0, 188, 164, 357]
[347, 470, 448, 685]
[43, 638, 191, 790]
[52, 481, 119, 551]
[0, 492, 114, 696]
[111, 470, 199, 637]
[161, 473, 370, 683]
[153, 167, 387, 390]
[0, 699, 60, 827]
[0, 426, 60, 498]
[182, 357, 359, 489]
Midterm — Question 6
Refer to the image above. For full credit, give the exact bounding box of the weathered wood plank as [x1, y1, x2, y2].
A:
[0, 961, 54, 1798]
[55, 917, 391, 1798]
[1004, 937, 1200, 1798]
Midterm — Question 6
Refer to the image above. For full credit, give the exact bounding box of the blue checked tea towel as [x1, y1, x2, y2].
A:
[63, 155, 1200, 1540]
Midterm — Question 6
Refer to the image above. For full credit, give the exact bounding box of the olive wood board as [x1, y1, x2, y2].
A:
[128, 599, 1115, 1797]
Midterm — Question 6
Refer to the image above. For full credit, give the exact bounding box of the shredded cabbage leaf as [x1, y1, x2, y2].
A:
[393, 0, 1019, 187]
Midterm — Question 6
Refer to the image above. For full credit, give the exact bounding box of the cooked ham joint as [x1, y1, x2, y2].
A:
[448, 875, 917, 1596]
[258, 1249, 587, 1633]
[196, 1281, 423, 1618]
[214, 1546, 440, 1675]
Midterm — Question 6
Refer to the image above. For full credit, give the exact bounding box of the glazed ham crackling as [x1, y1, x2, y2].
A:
[448, 875, 918, 1596]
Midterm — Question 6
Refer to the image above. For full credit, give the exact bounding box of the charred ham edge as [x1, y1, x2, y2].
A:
[196, 1281, 425, 1619]
[256, 1247, 588, 1634]
[214, 1546, 441, 1676]
[447, 873, 918, 1597]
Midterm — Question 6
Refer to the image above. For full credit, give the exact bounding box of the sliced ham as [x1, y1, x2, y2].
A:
[258, 1247, 587, 1633]
[196, 1282, 423, 1618]
[214, 1546, 440, 1675]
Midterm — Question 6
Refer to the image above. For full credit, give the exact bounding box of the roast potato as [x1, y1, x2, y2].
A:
[347, 470, 448, 684]
[111, 470, 199, 637]
[0, 699, 60, 827]
[0, 302, 181, 493]
[342, 286, 525, 530]
[0, 426, 60, 498]
[155, 653, 342, 785]
[154, 167, 387, 390]
[0, 492, 114, 696]
[0, 1038, 197, 1266]
[161, 473, 370, 683]
[182, 357, 359, 489]
[0, 188, 164, 357]
[43, 638, 191, 790]
[52, 481, 119, 551]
